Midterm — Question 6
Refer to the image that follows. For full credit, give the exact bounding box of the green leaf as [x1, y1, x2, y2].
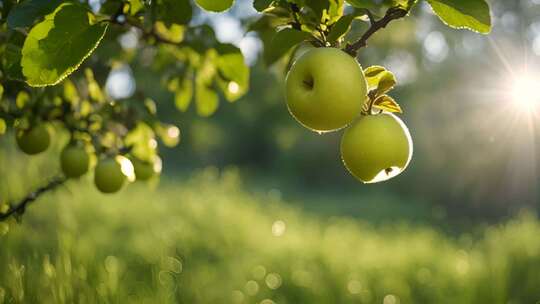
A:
[364, 65, 397, 95]
[262, 5, 291, 19]
[216, 44, 249, 102]
[249, 15, 285, 32]
[264, 28, 312, 66]
[7, 0, 62, 29]
[156, 123, 181, 147]
[426, 0, 491, 34]
[144, 98, 157, 115]
[392, 0, 418, 10]
[156, 0, 192, 26]
[127, 0, 144, 15]
[2, 43, 24, 81]
[345, 0, 377, 9]
[364, 65, 386, 89]
[327, 14, 355, 42]
[253, 0, 274, 11]
[154, 22, 185, 43]
[16, 91, 30, 109]
[195, 54, 219, 117]
[63, 79, 80, 105]
[376, 72, 397, 94]
[85, 68, 105, 103]
[175, 77, 193, 112]
[99, 0, 123, 16]
[125, 123, 157, 160]
[195, 0, 234, 12]
[294, 0, 343, 23]
[21, 3, 108, 87]
[326, 0, 345, 24]
[0, 31, 26, 81]
[196, 82, 219, 117]
[372, 95, 402, 113]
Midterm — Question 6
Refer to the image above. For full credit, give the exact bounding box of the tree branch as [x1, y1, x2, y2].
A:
[0, 175, 66, 222]
[289, 3, 302, 31]
[344, 7, 408, 57]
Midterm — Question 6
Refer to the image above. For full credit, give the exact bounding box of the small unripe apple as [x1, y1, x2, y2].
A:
[341, 113, 412, 183]
[131, 156, 161, 181]
[286, 47, 367, 132]
[16, 124, 50, 155]
[195, 0, 233, 12]
[61, 145, 90, 178]
[94, 157, 126, 194]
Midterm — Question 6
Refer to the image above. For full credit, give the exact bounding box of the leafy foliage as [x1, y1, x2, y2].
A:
[427, 0, 491, 34]
[21, 3, 108, 86]
[254, 0, 274, 12]
[6, 0, 62, 28]
[327, 14, 355, 42]
[265, 28, 312, 65]
[373, 95, 402, 113]
[363, 66, 401, 113]
[156, 0, 192, 26]
[0, 0, 492, 218]
[194, 0, 235, 12]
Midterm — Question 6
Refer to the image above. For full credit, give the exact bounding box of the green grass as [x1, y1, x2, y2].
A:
[1, 168, 540, 303]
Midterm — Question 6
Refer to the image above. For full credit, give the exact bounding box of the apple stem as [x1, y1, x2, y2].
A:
[344, 7, 409, 57]
[0, 175, 67, 222]
[363, 90, 378, 115]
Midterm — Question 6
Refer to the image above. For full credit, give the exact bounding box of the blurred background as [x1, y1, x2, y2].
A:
[1, 0, 540, 303]
[142, 0, 540, 223]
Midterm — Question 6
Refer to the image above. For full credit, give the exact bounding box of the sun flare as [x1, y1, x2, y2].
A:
[510, 75, 540, 111]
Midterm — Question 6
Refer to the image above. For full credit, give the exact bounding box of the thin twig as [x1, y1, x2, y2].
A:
[289, 3, 302, 31]
[344, 7, 408, 57]
[0, 175, 67, 222]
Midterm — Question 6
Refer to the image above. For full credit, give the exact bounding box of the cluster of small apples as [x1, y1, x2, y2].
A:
[15, 124, 161, 193]
[286, 48, 413, 183]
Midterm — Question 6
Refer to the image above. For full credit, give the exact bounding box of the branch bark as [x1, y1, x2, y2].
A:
[344, 7, 408, 57]
[0, 175, 66, 222]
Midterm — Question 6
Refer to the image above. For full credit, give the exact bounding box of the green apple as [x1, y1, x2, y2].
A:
[94, 157, 126, 194]
[61, 145, 90, 178]
[16, 124, 50, 155]
[286, 47, 367, 132]
[195, 0, 234, 12]
[341, 113, 412, 183]
[132, 156, 161, 181]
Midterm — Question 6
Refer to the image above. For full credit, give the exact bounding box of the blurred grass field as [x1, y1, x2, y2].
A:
[1, 167, 540, 304]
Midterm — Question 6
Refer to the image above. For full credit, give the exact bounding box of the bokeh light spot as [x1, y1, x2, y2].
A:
[383, 294, 399, 304]
[271, 220, 286, 237]
[105, 65, 136, 99]
[265, 273, 282, 289]
[228, 81, 240, 94]
[423, 31, 449, 62]
[347, 280, 362, 294]
[245, 280, 259, 296]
